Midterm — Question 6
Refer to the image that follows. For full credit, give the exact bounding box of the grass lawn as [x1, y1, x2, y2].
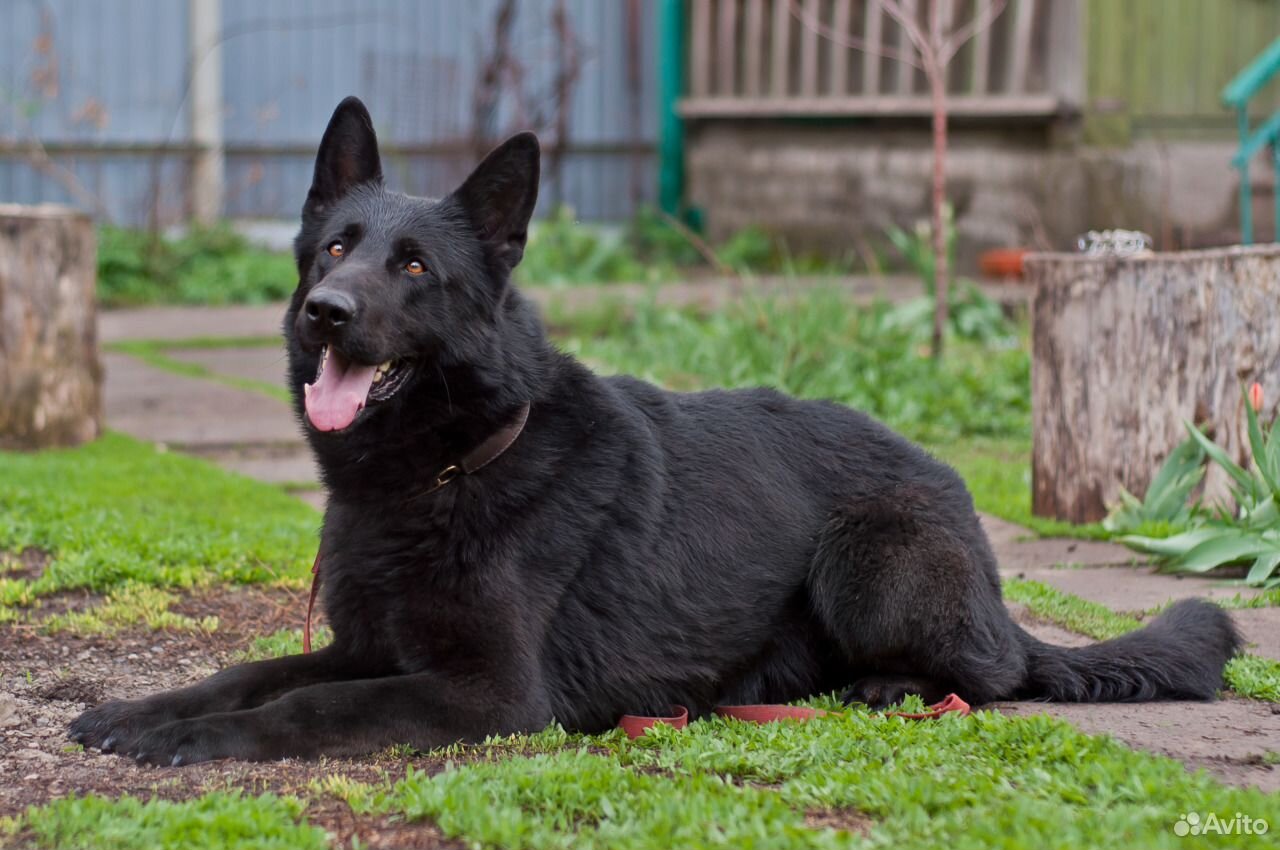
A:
[6, 290, 1275, 847]
[0, 432, 316, 614]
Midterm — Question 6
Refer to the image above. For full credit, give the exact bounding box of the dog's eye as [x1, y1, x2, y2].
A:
[404, 259, 426, 276]
[326, 241, 345, 258]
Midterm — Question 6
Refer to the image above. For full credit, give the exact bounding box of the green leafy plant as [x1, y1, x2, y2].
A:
[517, 206, 663, 286]
[884, 206, 1015, 345]
[97, 226, 297, 307]
[1102, 437, 1206, 537]
[1114, 384, 1280, 587]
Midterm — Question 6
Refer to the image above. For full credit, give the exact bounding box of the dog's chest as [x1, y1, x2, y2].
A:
[322, 541, 531, 677]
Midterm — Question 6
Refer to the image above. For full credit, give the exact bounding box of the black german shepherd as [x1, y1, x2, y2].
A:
[71, 98, 1240, 765]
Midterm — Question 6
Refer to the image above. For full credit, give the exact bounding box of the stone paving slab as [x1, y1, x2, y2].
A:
[188, 445, 317, 486]
[100, 303, 288, 344]
[981, 514, 1141, 570]
[293, 490, 327, 512]
[1007, 603, 1094, 649]
[1227, 608, 1280, 661]
[995, 698, 1280, 792]
[167, 345, 292, 389]
[1008, 564, 1263, 611]
[103, 353, 299, 448]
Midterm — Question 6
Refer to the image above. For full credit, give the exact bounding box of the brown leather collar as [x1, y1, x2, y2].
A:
[428, 402, 531, 492]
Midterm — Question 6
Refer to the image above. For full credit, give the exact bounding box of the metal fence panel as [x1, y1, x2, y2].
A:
[0, 0, 656, 225]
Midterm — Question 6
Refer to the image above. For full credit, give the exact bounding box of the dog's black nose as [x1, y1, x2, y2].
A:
[304, 290, 356, 331]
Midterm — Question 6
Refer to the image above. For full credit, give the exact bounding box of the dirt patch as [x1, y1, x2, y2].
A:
[3, 579, 1278, 849]
[1, 548, 50, 581]
[803, 807, 874, 836]
[307, 804, 465, 850]
[0, 584, 480, 846]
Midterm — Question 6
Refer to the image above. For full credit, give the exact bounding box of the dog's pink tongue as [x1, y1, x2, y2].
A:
[304, 351, 378, 432]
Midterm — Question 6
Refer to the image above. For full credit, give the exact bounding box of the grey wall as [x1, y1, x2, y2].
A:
[0, 0, 657, 225]
[685, 121, 1252, 267]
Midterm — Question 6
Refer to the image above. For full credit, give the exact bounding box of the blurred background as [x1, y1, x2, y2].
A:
[5, 0, 1280, 281]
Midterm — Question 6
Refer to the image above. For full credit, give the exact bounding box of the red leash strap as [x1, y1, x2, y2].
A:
[884, 692, 970, 719]
[303, 552, 321, 654]
[618, 705, 689, 738]
[618, 695, 969, 739]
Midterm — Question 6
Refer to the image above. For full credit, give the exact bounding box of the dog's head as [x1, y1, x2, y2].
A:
[285, 96, 542, 439]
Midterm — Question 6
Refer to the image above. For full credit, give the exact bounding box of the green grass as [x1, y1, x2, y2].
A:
[236, 626, 331, 662]
[12, 791, 326, 850]
[560, 291, 1029, 448]
[23, 705, 1274, 850]
[928, 437, 1107, 540]
[98, 226, 298, 308]
[0, 432, 317, 612]
[1004, 577, 1280, 701]
[40, 583, 218, 636]
[97, 211, 856, 308]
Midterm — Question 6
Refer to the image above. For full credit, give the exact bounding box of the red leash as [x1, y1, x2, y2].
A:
[617, 694, 970, 739]
[303, 551, 321, 654]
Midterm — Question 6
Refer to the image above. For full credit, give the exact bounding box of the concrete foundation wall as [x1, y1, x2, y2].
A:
[684, 121, 1262, 270]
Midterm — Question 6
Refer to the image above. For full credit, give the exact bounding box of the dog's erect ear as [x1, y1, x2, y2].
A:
[451, 133, 540, 272]
[304, 97, 383, 219]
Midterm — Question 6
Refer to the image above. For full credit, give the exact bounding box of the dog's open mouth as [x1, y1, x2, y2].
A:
[303, 345, 412, 432]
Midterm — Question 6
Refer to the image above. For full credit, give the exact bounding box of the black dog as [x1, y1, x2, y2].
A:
[71, 98, 1240, 765]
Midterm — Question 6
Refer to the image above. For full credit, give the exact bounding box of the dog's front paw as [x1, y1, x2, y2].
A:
[130, 717, 222, 767]
[130, 716, 268, 766]
[69, 698, 180, 754]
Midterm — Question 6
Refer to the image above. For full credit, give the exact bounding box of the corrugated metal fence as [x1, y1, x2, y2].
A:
[0, 0, 657, 225]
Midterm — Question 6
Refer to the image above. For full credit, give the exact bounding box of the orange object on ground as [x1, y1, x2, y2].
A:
[979, 248, 1029, 278]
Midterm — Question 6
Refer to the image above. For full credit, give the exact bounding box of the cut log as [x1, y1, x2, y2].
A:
[0, 204, 102, 450]
[1028, 245, 1280, 523]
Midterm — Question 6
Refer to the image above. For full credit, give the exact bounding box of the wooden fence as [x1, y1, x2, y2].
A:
[681, 0, 1081, 118]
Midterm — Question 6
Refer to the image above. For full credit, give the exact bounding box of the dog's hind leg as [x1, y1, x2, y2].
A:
[806, 484, 1027, 708]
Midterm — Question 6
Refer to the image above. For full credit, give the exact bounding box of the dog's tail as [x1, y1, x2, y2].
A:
[1014, 599, 1240, 701]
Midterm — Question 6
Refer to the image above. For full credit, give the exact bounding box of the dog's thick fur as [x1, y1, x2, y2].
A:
[71, 98, 1241, 765]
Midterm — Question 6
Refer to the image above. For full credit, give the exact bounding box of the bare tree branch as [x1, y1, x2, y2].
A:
[785, 0, 923, 70]
[6, 137, 110, 220]
[879, 0, 935, 63]
[657, 209, 734, 277]
[940, 0, 1009, 64]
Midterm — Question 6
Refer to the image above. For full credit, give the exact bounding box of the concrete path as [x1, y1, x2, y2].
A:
[95, 293, 1280, 790]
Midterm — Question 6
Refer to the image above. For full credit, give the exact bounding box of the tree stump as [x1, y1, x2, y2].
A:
[0, 204, 102, 450]
[1028, 245, 1280, 524]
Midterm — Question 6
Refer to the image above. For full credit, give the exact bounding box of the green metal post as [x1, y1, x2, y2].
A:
[657, 0, 684, 216]
[1240, 106, 1253, 244]
[1273, 142, 1280, 243]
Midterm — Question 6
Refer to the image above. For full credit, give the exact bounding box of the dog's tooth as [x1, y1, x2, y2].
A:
[304, 383, 313, 397]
